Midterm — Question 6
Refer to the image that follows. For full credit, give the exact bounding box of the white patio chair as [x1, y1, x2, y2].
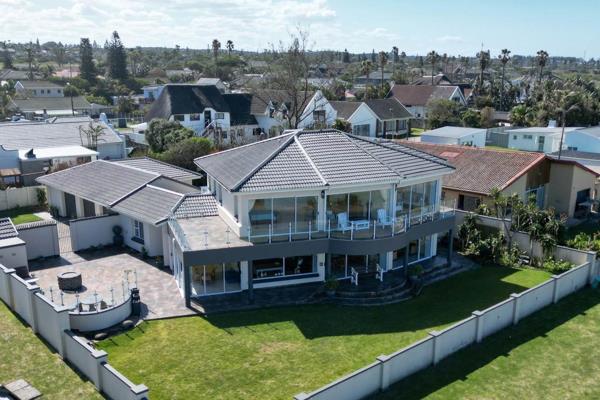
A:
[377, 208, 394, 227]
[337, 212, 352, 232]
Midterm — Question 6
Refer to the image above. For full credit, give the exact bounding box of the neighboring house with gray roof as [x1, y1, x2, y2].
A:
[330, 98, 411, 138]
[111, 157, 203, 186]
[387, 84, 465, 120]
[38, 159, 204, 258]
[145, 84, 336, 145]
[9, 80, 92, 118]
[0, 117, 125, 186]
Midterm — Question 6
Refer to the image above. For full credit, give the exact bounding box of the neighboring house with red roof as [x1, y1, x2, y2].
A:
[387, 84, 466, 120]
[402, 141, 599, 218]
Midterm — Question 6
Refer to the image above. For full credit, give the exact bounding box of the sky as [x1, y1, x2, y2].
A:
[0, 0, 597, 58]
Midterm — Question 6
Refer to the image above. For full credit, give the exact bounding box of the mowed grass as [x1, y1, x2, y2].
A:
[98, 266, 550, 400]
[0, 206, 43, 225]
[373, 287, 600, 400]
[0, 301, 102, 400]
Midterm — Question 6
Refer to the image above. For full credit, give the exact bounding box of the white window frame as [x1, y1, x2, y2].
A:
[132, 220, 145, 242]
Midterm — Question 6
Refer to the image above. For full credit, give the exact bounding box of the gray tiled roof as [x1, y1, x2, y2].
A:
[0, 119, 122, 150]
[195, 134, 294, 189]
[364, 98, 412, 120]
[196, 129, 453, 193]
[112, 185, 184, 224]
[37, 160, 159, 206]
[173, 194, 220, 218]
[18, 80, 63, 89]
[10, 96, 91, 112]
[328, 101, 362, 120]
[112, 157, 202, 183]
[0, 218, 18, 239]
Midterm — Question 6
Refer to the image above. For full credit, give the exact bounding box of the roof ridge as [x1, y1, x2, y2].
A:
[338, 133, 403, 178]
[293, 135, 328, 186]
[194, 132, 294, 162]
[231, 133, 298, 191]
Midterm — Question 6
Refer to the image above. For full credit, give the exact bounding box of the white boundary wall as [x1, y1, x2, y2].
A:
[0, 186, 42, 211]
[0, 263, 148, 400]
[69, 214, 121, 252]
[17, 220, 60, 260]
[295, 244, 598, 400]
[69, 296, 132, 332]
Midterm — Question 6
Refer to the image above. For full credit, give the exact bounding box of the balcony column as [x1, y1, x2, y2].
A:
[447, 229, 453, 267]
[247, 260, 254, 303]
[403, 245, 409, 278]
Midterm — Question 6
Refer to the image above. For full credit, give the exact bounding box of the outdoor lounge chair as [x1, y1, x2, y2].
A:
[337, 212, 352, 232]
[377, 208, 394, 227]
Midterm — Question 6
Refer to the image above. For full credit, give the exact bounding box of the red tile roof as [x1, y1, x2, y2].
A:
[400, 142, 546, 195]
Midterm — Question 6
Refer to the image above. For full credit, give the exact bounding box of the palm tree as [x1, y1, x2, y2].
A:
[536, 50, 549, 83]
[361, 59, 373, 99]
[391, 46, 399, 76]
[476, 50, 491, 94]
[378, 51, 388, 94]
[212, 39, 221, 62]
[226, 40, 234, 57]
[426, 50, 440, 84]
[498, 49, 511, 110]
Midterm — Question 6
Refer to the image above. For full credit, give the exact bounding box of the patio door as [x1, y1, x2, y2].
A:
[191, 263, 241, 297]
[64, 193, 77, 218]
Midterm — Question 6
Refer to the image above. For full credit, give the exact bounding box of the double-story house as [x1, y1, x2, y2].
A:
[9, 80, 92, 119]
[37, 129, 456, 308]
[145, 84, 336, 145]
[330, 98, 412, 138]
[387, 84, 466, 120]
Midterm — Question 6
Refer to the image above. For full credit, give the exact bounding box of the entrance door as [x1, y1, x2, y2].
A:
[204, 110, 212, 127]
[538, 136, 545, 152]
[83, 199, 96, 217]
[64, 193, 77, 218]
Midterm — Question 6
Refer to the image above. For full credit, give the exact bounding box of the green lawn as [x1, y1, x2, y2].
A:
[0, 301, 102, 399]
[373, 287, 600, 400]
[0, 206, 43, 225]
[98, 266, 550, 400]
[410, 128, 426, 136]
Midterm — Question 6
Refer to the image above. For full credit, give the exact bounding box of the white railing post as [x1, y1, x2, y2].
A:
[373, 220, 377, 239]
[350, 224, 354, 240]
[392, 217, 395, 236]
[327, 219, 331, 238]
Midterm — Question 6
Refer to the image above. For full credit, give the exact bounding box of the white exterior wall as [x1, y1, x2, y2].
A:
[406, 105, 427, 119]
[97, 141, 126, 159]
[120, 215, 164, 257]
[255, 114, 284, 135]
[0, 241, 28, 268]
[0, 186, 42, 211]
[69, 215, 120, 251]
[17, 223, 60, 259]
[69, 297, 132, 332]
[421, 132, 486, 147]
[508, 132, 562, 153]
[47, 187, 66, 216]
[347, 103, 377, 137]
[297, 91, 337, 129]
[565, 131, 600, 154]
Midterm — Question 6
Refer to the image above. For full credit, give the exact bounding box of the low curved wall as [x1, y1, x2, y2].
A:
[69, 296, 132, 332]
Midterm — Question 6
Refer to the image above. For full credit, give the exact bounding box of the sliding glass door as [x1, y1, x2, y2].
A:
[191, 262, 241, 296]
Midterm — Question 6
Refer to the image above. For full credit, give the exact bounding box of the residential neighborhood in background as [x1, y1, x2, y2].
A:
[2, 2, 600, 400]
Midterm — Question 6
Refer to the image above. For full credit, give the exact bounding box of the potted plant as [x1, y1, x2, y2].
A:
[408, 264, 424, 285]
[324, 278, 339, 297]
[112, 225, 124, 247]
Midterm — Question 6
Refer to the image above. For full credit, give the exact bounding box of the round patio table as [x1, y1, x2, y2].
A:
[57, 271, 82, 291]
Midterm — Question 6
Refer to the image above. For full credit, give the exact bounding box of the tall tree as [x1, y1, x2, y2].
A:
[79, 38, 96, 83]
[53, 42, 66, 67]
[129, 47, 143, 78]
[212, 39, 221, 62]
[25, 42, 35, 80]
[426, 50, 440, 84]
[536, 50, 549, 83]
[378, 51, 388, 94]
[342, 48, 350, 63]
[370, 49, 376, 63]
[498, 49, 511, 110]
[105, 31, 128, 81]
[476, 50, 491, 94]
[226, 40, 234, 56]
[0, 41, 13, 69]
[360, 59, 373, 99]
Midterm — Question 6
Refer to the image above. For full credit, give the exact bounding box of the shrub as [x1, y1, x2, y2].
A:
[543, 258, 573, 274]
[36, 188, 47, 207]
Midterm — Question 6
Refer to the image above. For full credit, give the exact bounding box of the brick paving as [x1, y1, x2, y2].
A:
[30, 250, 195, 320]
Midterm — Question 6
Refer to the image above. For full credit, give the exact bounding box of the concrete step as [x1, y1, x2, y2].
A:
[333, 286, 413, 306]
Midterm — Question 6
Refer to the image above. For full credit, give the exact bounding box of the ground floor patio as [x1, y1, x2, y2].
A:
[29, 249, 193, 320]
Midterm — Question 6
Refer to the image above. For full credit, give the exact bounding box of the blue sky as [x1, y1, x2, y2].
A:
[0, 0, 596, 57]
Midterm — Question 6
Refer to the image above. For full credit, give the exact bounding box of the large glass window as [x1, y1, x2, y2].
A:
[349, 191, 371, 221]
[370, 190, 389, 224]
[330, 254, 347, 278]
[396, 186, 411, 219]
[423, 181, 437, 214]
[224, 262, 241, 292]
[253, 256, 315, 280]
[296, 196, 318, 232]
[248, 199, 272, 235]
[191, 262, 241, 296]
[410, 183, 425, 217]
[272, 197, 295, 234]
[327, 193, 348, 227]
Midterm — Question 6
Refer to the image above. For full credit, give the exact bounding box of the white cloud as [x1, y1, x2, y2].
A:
[436, 35, 464, 43]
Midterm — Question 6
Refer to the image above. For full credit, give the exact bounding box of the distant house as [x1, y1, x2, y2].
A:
[9, 80, 91, 119]
[0, 69, 39, 81]
[196, 77, 227, 93]
[411, 74, 454, 86]
[145, 84, 336, 144]
[0, 117, 125, 186]
[142, 85, 165, 102]
[330, 98, 411, 137]
[564, 127, 600, 154]
[506, 127, 580, 153]
[387, 84, 466, 119]
[403, 141, 599, 218]
[354, 72, 394, 86]
[420, 126, 486, 147]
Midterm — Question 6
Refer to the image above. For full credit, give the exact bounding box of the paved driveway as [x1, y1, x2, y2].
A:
[30, 250, 195, 320]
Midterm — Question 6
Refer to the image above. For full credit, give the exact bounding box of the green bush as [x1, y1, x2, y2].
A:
[543, 258, 573, 274]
